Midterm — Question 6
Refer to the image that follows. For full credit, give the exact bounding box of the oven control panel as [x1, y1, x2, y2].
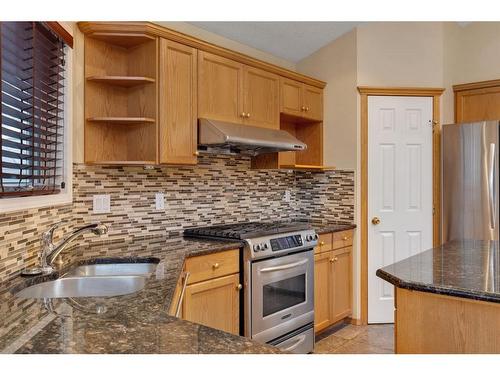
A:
[246, 230, 318, 259]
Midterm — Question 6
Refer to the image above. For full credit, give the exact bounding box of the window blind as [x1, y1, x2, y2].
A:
[0, 22, 66, 198]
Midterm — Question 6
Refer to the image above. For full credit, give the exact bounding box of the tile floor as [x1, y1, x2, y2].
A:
[314, 323, 394, 354]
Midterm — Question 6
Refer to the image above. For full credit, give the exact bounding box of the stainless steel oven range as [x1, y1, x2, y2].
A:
[184, 222, 318, 353]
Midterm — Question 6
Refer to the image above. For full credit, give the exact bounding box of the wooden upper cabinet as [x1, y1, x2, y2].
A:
[242, 67, 280, 129]
[280, 77, 303, 117]
[159, 39, 198, 165]
[303, 84, 323, 121]
[280, 78, 323, 121]
[198, 51, 243, 123]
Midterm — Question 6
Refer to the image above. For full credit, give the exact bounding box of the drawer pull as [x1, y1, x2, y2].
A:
[212, 263, 220, 270]
[343, 236, 350, 241]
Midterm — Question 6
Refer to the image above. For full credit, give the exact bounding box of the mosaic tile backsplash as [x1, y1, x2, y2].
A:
[0, 154, 354, 282]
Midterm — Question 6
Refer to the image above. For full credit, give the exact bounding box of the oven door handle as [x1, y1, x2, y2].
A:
[280, 334, 307, 352]
[259, 258, 308, 273]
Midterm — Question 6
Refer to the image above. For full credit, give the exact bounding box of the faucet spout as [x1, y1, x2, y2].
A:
[39, 222, 108, 273]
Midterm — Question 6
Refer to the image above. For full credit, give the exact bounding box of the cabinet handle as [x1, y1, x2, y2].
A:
[246, 113, 251, 118]
[301, 106, 306, 111]
[343, 236, 350, 241]
[236, 284, 243, 291]
[320, 241, 325, 246]
[241, 112, 247, 118]
[330, 257, 338, 263]
[305, 106, 310, 111]
[212, 263, 220, 270]
[193, 151, 200, 156]
[175, 271, 190, 318]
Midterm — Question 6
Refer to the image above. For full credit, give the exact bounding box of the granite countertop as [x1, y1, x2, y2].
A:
[0, 235, 279, 354]
[0, 220, 354, 354]
[377, 239, 500, 303]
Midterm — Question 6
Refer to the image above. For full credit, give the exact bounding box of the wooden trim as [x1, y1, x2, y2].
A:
[45, 22, 74, 48]
[358, 87, 444, 96]
[358, 86, 443, 325]
[77, 22, 326, 89]
[453, 79, 500, 92]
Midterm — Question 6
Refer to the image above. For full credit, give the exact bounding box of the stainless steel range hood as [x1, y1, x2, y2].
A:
[198, 118, 307, 156]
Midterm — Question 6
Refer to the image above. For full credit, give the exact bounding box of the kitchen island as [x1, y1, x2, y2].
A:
[377, 240, 500, 354]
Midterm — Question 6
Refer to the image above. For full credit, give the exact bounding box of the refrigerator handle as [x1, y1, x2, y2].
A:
[489, 143, 496, 229]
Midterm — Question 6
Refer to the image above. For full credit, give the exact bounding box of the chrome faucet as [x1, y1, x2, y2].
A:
[22, 222, 108, 276]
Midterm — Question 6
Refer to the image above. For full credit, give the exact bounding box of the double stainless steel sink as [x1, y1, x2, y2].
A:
[16, 262, 158, 299]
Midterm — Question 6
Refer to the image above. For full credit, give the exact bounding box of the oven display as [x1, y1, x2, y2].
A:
[270, 235, 303, 251]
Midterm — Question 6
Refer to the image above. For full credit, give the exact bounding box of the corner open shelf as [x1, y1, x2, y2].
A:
[86, 75, 155, 87]
[87, 117, 155, 124]
[280, 164, 336, 171]
[89, 32, 156, 49]
[84, 30, 158, 165]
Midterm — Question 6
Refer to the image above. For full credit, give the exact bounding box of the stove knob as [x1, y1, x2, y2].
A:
[314, 234, 319, 240]
[306, 234, 313, 241]
[263, 243, 269, 250]
[253, 244, 261, 252]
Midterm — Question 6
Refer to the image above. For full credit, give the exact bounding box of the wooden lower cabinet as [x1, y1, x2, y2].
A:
[314, 245, 352, 334]
[182, 273, 240, 335]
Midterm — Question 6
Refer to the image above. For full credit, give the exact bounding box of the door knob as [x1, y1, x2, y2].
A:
[372, 217, 381, 225]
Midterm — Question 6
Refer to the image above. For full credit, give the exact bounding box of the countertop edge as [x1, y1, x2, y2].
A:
[376, 269, 500, 304]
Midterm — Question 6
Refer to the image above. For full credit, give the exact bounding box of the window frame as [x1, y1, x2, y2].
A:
[0, 44, 72, 213]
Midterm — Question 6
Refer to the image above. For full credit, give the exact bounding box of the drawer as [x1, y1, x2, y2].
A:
[185, 249, 239, 284]
[332, 230, 353, 250]
[315, 232, 333, 254]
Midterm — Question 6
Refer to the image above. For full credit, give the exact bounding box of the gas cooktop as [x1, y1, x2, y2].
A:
[183, 221, 312, 240]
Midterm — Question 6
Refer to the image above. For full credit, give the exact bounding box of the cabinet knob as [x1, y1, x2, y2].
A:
[320, 241, 325, 246]
[212, 263, 220, 270]
[246, 113, 251, 118]
[305, 106, 310, 111]
[193, 151, 200, 156]
[241, 112, 247, 118]
[330, 257, 338, 263]
[236, 284, 243, 291]
[301, 106, 306, 111]
[343, 236, 350, 241]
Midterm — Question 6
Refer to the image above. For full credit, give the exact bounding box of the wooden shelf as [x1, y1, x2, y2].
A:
[87, 117, 155, 124]
[89, 32, 155, 48]
[280, 164, 336, 171]
[86, 75, 155, 87]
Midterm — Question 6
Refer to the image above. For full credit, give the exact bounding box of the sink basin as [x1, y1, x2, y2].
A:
[15, 276, 146, 299]
[64, 263, 157, 277]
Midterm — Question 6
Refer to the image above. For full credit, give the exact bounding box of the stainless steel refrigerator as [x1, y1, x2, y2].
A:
[442, 120, 500, 242]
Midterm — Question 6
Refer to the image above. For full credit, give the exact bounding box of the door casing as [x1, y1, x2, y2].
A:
[358, 87, 444, 325]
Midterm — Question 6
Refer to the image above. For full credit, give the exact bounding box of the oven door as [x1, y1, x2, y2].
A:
[251, 249, 314, 343]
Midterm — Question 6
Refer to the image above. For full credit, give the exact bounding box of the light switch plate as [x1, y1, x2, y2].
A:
[93, 194, 110, 214]
[155, 192, 165, 210]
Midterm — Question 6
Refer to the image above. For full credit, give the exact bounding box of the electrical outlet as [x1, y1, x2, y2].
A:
[93, 194, 110, 214]
[283, 190, 291, 203]
[155, 192, 165, 210]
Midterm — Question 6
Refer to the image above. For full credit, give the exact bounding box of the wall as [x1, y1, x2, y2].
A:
[0, 155, 355, 283]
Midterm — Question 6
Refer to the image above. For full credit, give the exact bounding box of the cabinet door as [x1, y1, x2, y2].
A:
[280, 77, 303, 117]
[331, 247, 352, 322]
[314, 250, 334, 333]
[159, 39, 198, 165]
[303, 84, 323, 121]
[198, 51, 244, 123]
[243, 66, 279, 129]
[183, 273, 240, 335]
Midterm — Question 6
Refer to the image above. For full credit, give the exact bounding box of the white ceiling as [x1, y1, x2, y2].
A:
[188, 22, 361, 63]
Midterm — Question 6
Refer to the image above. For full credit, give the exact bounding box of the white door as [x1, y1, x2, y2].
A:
[368, 96, 433, 323]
